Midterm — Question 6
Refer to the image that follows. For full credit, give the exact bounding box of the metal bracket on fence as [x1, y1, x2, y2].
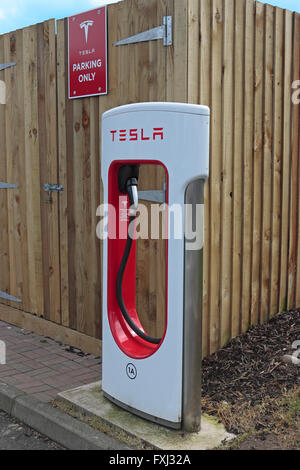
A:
[0, 62, 16, 71]
[0, 182, 18, 189]
[44, 184, 64, 193]
[114, 16, 172, 47]
[138, 183, 167, 204]
[0, 290, 22, 303]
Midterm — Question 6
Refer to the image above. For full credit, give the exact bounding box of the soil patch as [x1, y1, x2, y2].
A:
[202, 309, 299, 406]
[201, 309, 299, 450]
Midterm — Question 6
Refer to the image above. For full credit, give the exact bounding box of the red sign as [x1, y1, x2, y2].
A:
[68, 7, 107, 99]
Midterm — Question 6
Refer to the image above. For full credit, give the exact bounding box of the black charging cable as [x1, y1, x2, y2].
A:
[116, 166, 162, 345]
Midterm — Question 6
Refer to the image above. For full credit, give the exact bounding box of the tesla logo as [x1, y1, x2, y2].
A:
[110, 128, 164, 142]
[80, 20, 94, 43]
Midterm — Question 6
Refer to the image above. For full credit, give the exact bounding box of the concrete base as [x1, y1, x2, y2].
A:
[58, 382, 234, 450]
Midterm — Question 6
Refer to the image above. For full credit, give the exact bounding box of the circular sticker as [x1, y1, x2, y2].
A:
[126, 363, 137, 380]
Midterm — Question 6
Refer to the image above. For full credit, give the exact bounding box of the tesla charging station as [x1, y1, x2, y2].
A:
[101, 102, 210, 431]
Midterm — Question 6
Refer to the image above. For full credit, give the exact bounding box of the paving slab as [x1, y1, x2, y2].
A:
[0, 320, 101, 402]
[58, 381, 234, 450]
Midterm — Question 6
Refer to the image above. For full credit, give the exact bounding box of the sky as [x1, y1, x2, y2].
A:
[0, 0, 299, 34]
[0, 0, 120, 34]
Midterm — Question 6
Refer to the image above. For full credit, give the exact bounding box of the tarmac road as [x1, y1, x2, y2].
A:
[0, 409, 65, 450]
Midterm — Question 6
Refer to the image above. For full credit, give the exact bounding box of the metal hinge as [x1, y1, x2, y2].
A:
[0, 62, 16, 71]
[0, 290, 22, 303]
[0, 182, 18, 189]
[138, 183, 167, 204]
[44, 184, 63, 193]
[114, 16, 172, 47]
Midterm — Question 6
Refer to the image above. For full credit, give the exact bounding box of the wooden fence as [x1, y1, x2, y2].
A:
[195, 0, 300, 355]
[0, 0, 299, 356]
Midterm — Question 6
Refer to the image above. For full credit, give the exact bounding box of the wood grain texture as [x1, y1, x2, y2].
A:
[199, 0, 212, 357]
[241, 0, 255, 333]
[291, 13, 300, 308]
[37, 20, 61, 324]
[0, 303, 101, 356]
[270, 7, 284, 317]
[1, 21, 60, 321]
[251, 1, 264, 326]
[220, 0, 234, 346]
[231, 0, 245, 337]
[209, 0, 223, 353]
[0, 0, 298, 358]
[57, 18, 70, 327]
[279, 10, 293, 312]
[0, 34, 10, 303]
[260, 4, 274, 324]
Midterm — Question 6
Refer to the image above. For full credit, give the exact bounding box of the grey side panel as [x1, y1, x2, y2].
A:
[182, 179, 205, 432]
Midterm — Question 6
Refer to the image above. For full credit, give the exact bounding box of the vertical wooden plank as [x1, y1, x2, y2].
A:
[97, 1, 121, 335]
[44, 19, 60, 323]
[4, 31, 23, 307]
[78, 97, 91, 335]
[23, 25, 44, 315]
[270, 7, 284, 317]
[65, 97, 76, 331]
[134, 0, 154, 338]
[37, 20, 61, 323]
[57, 18, 70, 327]
[4, 29, 32, 311]
[279, 9, 293, 312]
[290, 13, 300, 308]
[166, 0, 188, 103]
[241, 0, 254, 332]
[72, 98, 83, 333]
[251, 1, 264, 326]
[72, 97, 90, 335]
[88, 97, 101, 340]
[82, 96, 100, 338]
[136, 165, 167, 339]
[14, 28, 30, 313]
[149, 0, 167, 103]
[199, 0, 212, 357]
[209, 0, 223, 353]
[220, 0, 234, 346]
[153, 169, 167, 339]
[151, 0, 168, 339]
[260, 4, 274, 323]
[37, 21, 50, 318]
[0, 34, 10, 302]
[187, 0, 199, 104]
[231, 0, 245, 337]
[117, 0, 137, 106]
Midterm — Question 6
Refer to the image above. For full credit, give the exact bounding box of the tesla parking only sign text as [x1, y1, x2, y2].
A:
[68, 7, 107, 99]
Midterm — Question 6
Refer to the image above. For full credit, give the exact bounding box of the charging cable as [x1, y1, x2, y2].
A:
[116, 166, 162, 345]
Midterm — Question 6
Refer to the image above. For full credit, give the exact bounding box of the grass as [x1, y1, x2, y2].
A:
[203, 387, 300, 450]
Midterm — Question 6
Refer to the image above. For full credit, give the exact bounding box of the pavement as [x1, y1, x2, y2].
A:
[0, 409, 64, 450]
[0, 319, 129, 450]
[0, 320, 101, 403]
[0, 318, 233, 451]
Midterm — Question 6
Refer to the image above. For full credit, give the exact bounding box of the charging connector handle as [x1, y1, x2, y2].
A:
[126, 178, 139, 216]
[116, 166, 162, 345]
